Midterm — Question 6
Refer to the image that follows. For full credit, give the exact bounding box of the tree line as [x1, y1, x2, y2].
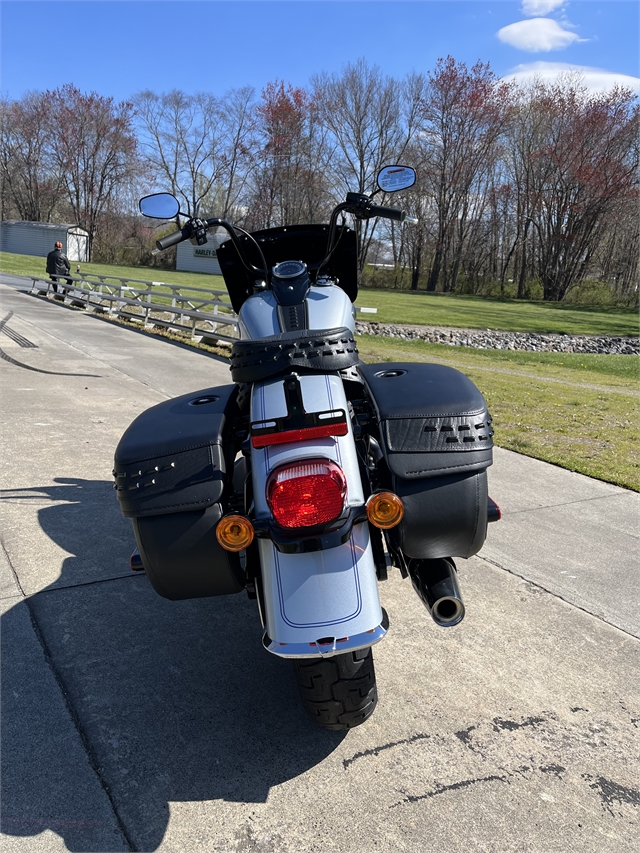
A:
[1, 58, 637, 302]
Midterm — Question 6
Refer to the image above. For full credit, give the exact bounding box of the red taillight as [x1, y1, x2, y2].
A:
[266, 459, 347, 529]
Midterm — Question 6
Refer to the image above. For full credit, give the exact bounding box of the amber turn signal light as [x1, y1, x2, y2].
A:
[216, 515, 254, 552]
[366, 492, 404, 529]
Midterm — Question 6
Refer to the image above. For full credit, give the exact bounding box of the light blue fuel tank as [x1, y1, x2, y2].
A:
[237, 284, 355, 339]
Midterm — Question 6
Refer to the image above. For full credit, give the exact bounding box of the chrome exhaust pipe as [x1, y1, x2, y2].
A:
[409, 558, 465, 627]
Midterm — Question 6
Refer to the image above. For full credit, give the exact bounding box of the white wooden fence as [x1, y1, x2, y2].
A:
[30, 272, 377, 344]
[30, 273, 239, 344]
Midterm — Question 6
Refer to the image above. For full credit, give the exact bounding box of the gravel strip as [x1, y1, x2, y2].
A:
[355, 321, 639, 355]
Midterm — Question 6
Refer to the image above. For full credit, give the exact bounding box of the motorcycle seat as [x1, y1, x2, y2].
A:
[230, 326, 359, 384]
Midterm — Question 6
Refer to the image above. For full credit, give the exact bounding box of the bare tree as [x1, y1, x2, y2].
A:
[382, 143, 436, 291]
[133, 89, 228, 220]
[419, 57, 510, 293]
[0, 92, 64, 222]
[251, 81, 309, 228]
[595, 196, 640, 301]
[312, 60, 424, 272]
[215, 86, 257, 220]
[498, 87, 552, 297]
[3, 62, 636, 301]
[43, 85, 138, 258]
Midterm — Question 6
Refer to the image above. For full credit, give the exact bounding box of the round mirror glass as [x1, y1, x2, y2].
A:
[377, 165, 416, 193]
[139, 193, 180, 219]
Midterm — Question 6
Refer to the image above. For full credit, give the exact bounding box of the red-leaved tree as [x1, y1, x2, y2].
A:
[247, 80, 329, 229]
[516, 77, 639, 301]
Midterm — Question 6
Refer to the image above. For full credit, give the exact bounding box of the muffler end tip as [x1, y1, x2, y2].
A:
[431, 596, 465, 627]
[409, 558, 465, 627]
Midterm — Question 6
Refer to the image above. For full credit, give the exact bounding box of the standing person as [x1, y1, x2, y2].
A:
[46, 241, 72, 294]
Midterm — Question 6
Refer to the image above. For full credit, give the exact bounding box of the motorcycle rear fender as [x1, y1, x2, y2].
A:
[250, 374, 385, 659]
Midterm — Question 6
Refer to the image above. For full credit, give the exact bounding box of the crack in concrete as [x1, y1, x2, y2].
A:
[8, 584, 136, 850]
[343, 732, 431, 769]
[478, 554, 640, 641]
[393, 755, 637, 812]
[27, 572, 146, 599]
[501, 490, 636, 517]
[454, 724, 477, 746]
[0, 539, 26, 597]
[392, 774, 509, 806]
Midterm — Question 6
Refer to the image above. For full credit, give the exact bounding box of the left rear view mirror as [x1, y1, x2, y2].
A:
[139, 193, 180, 219]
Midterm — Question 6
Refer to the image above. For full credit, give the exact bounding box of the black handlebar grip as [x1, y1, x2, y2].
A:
[368, 205, 406, 222]
[156, 228, 186, 251]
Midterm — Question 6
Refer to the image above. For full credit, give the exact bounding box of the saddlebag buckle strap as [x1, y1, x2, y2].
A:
[229, 326, 359, 384]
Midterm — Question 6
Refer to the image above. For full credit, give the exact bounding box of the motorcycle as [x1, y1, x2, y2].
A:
[113, 165, 500, 730]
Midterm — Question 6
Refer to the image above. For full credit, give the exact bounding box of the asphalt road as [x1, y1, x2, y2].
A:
[1, 283, 638, 853]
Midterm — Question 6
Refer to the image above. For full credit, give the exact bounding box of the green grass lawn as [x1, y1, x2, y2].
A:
[0, 250, 227, 292]
[4, 250, 637, 336]
[357, 287, 639, 336]
[357, 336, 639, 491]
[0, 250, 233, 314]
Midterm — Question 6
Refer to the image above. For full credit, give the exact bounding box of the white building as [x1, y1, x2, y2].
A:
[0, 221, 89, 261]
[175, 231, 225, 275]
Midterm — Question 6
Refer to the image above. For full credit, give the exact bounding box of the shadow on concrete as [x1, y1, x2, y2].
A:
[1, 479, 345, 852]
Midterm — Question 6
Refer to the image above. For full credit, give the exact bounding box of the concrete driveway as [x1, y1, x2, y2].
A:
[1, 283, 638, 853]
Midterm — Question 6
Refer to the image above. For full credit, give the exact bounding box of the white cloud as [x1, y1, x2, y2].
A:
[521, 0, 565, 16]
[497, 18, 583, 52]
[502, 62, 640, 94]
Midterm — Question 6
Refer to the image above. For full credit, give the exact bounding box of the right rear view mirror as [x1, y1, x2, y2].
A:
[377, 165, 416, 193]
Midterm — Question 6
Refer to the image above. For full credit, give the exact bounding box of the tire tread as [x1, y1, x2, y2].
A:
[293, 648, 377, 730]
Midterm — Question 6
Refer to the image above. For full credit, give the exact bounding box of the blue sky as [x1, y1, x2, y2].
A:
[1, 0, 638, 102]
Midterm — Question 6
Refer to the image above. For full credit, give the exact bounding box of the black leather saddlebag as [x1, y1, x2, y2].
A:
[359, 362, 493, 560]
[113, 385, 245, 600]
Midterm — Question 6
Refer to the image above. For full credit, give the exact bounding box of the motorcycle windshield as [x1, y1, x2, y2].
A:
[217, 224, 358, 314]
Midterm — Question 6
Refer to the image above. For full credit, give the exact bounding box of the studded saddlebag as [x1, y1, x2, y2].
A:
[113, 385, 244, 600]
[358, 362, 493, 560]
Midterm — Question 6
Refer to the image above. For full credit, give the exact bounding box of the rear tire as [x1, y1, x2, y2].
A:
[293, 647, 378, 730]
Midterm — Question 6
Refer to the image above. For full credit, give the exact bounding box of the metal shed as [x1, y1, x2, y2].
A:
[176, 231, 224, 275]
[0, 221, 89, 262]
